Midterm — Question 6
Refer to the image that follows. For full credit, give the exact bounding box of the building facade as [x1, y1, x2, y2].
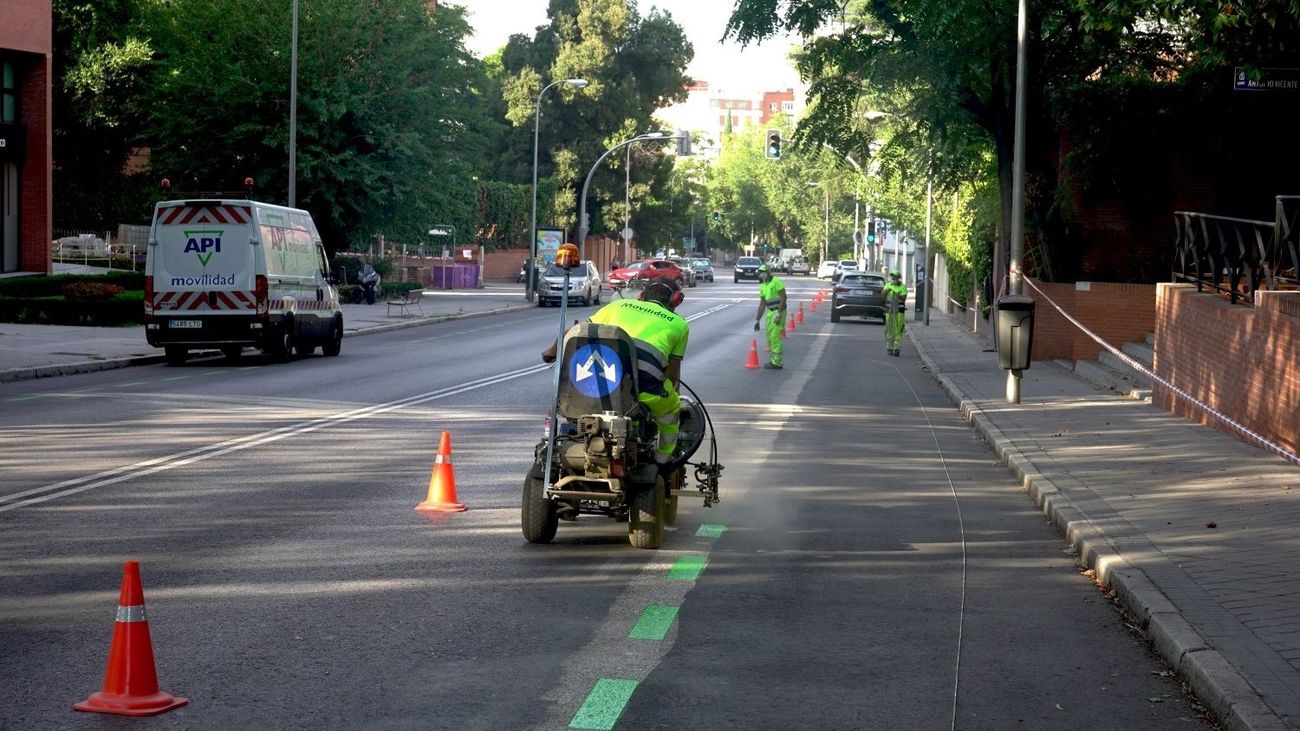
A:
[0, 1, 53, 275]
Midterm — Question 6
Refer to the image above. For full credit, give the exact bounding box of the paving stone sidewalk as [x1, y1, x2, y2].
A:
[907, 310, 1300, 730]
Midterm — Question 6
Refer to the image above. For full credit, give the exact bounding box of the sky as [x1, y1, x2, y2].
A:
[448, 0, 804, 97]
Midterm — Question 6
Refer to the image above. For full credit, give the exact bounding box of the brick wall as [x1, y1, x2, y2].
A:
[20, 53, 51, 274]
[1025, 279, 1156, 362]
[1153, 284, 1300, 455]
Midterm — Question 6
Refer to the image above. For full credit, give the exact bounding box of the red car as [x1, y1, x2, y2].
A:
[607, 259, 686, 290]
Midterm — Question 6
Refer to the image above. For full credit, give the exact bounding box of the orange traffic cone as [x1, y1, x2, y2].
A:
[745, 339, 761, 369]
[75, 561, 187, 717]
[416, 431, 467, 512]
[796, 303, 805, 324]
[788, 314, 796, 333]
[810, 297, 818, 312]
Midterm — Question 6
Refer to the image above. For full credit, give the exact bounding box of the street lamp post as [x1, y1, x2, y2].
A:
[288, 0, 299, 207]
[529, 78, 588, 302]
[577, 132, 682, 261]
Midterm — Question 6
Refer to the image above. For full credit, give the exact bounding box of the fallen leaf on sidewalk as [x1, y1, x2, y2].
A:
[1206, 521, 1217, 528]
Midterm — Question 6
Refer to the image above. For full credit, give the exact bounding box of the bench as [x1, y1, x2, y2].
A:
[386, 289, 425, 317]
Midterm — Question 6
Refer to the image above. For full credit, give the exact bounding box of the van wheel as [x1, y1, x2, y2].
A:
[582, 290, 592, 306]
[593, 289, 602, 305]
[322, 317, 343, 357]
[295, 343, 316, 357]
[164, 346, 188, 366]
[267, 320, 294, 362]
[220, 346, 243, 362]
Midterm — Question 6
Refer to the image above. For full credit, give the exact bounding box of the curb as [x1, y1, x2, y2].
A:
[0, 303, 536, 384]
[909, 330, 1288, 731]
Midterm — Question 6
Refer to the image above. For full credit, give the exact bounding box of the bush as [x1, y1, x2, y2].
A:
[62, 281, 125, 300]
[0, 271, 145, 297]
[0, 292, 144, 326]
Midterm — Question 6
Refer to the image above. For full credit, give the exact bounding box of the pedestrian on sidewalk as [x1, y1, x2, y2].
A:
[883, 268, 907, 356]
[753, 264, 787, 369]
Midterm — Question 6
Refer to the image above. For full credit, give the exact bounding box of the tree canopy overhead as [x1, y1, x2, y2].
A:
[725, 0, 1300, 286]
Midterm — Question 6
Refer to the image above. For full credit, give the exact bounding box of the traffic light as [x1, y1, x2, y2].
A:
[866, 219, 877, 245]
[765, 129, 782, 159]
[711, 211, 721, 223]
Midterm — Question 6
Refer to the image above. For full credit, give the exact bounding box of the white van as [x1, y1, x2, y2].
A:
[144, 198, 344, 364]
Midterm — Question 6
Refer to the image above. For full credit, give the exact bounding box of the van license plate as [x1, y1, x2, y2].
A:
[170, 320, 202, 329]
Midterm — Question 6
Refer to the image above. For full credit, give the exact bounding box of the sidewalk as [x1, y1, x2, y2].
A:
[0, 282, 534, 382]
[907, 310, 1300, 730]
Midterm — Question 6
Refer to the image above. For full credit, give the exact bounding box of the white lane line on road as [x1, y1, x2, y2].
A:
[0, 364, 549, 513]
[1, 303, 740, 514]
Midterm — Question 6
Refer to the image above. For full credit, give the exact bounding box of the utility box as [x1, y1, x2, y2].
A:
[995, 295, 1035, 371]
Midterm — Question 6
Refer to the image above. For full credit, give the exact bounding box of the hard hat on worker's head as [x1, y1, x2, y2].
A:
[890, 268, 901, 278]
[757, 264, 769, 273]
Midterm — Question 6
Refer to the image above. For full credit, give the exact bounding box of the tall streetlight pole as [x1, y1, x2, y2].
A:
[577, 132, 680, 262]
[288, 0, 299, 207]
[528, 78, 588, 302]
[1007, 0, 1029, 403]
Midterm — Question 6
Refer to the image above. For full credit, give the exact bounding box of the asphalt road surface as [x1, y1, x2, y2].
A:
[0, 275, 1212, 729]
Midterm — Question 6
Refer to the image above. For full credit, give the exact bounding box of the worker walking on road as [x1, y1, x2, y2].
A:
[883, 268, 907, 356]
[754, 264, 787, 369]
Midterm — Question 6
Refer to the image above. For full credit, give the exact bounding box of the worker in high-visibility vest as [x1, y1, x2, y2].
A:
[753, 264, 787, 369]
[883, 268, 907, 356]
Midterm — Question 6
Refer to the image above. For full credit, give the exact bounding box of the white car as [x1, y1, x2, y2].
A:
[833, 259, 859, 278]
[816, 260, 839, 279]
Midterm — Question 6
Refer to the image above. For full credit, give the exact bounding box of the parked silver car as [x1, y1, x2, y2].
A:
[690, 257, 715, 282]
[538, 260, 603, 306]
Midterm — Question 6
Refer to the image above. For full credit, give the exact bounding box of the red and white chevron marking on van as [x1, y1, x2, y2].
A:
[156, 204, 252, 226]
[152, 291, 257, 312]
[267, 299, 338, 311]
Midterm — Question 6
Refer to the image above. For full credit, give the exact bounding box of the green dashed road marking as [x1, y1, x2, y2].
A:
[118, 381, 148, 387]
[238, 366, 259, 371]
[629, 604, 679, 641]
[162, 375, 190, 381]
[668, 554, 708, 581]
[200, 370, 224, 376]
[696, 523, 726, 538]
[570, 678, 638, 730]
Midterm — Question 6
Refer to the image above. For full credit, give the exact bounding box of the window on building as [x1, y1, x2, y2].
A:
[782, 101, 794, 112]
[2, 62, 15, 122]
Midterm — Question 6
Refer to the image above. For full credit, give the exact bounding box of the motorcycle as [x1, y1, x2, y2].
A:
[351, 264, 381, 305]
[517, 259, 529, 284]
[522, 322, 723, 549]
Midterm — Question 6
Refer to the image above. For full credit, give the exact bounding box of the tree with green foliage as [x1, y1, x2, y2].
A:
[726, 0, 1300, 292]
[496, 0, 692, 244]
[139, 0, 491, 250]
[51, 0, 156, 229]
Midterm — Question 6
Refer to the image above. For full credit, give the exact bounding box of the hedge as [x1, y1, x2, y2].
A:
[0, 292, 145, 326]
[0, 271, 145, 297]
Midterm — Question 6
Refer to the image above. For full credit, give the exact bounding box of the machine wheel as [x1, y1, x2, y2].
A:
[830, 307, 841, 323]
[322, 317, 343, 356]
[521, 474, 558, 543]
[628, 476, 665, 549]
[220, 346, 243, 362]
[164, 346, 188, 366]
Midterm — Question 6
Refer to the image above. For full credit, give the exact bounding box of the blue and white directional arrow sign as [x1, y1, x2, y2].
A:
[568, 343, 623, 398]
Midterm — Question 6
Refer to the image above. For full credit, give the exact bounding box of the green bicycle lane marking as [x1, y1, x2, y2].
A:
[568, 528, 724, 730]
